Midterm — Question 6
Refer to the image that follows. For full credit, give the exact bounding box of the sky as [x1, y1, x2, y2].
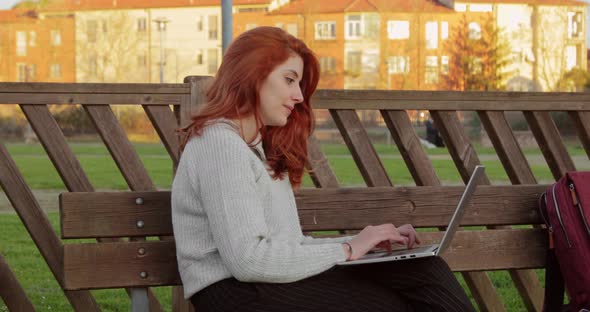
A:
[0, 0, 19, 10]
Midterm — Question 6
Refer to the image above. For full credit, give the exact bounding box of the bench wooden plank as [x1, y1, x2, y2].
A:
[432, 111, 505, 312]
[0, 82, 189, 94]
[307, 134, 339, 188]
[330, 109, 391, 186]
[60, 186, 547, 238]
[20, 104, 95, 192]
[525, 111, 576, 178]
[63, 241, 181, 290]
[312, 89, 590, 110]
[61, 229, 547, 290]
[569, 111, 590, 159]
[381, 110, 440, 186]
[143, 105, 180, 165]
[0, 93, 183, 105]
[85, 105, 156, 191]
[86, 105, 168, 311]
[0, 144, 101, 311]
[0, 254, 35, 312]
[479, 111, 544, 311]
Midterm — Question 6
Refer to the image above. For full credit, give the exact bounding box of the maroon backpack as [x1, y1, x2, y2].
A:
[539, 171, 590, 311]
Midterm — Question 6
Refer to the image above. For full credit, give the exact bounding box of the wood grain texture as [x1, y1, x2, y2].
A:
[85, 105, 155, 191]
[479, 111, 543, 311]
[431, 110, 504, 312]
[0, 144, 101, 311]
[380, 110, 440, 186]
[330, 109, 391, 187]
[63, 241, 180, 290]
[61, 229, 547, 290]
[143, 105, 180, 164]
[0, 254, 35, 312]
[20, 104, 94, 192]
[306, 134, 339, 188]
[0, 82, 189, 93]
[60, 186, 547, 237]
[569, 111, 590, 160]
[525, 111, 576, 178]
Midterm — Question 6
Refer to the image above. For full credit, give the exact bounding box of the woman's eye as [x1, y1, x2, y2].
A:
[286, 77, 295, 84]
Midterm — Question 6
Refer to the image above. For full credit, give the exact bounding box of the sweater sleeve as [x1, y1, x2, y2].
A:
[185, 127, 346, 283]
[301, 235, 354, 245]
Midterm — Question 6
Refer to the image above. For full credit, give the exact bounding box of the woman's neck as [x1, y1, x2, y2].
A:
[231, 114, 259, 143]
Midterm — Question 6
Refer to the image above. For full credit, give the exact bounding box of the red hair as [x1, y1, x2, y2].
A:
[179, 27, 319, 188]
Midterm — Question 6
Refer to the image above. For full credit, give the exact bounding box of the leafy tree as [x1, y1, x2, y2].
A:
[441, 14, 511, 91]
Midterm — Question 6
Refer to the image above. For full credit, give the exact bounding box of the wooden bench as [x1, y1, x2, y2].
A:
[3, 78, 590, 311]
[59, 184, 550, 311]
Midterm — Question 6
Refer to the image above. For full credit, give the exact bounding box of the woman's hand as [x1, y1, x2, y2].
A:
[343, 224, 421, 261]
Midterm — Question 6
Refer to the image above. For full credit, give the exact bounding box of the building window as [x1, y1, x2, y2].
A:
[50, 30, 62, 46]
[425, 22, 438, 49]
[275, 23, 284, 29]
[441, 22, 448, 40]
[87, 20, 97, 43]
[345, 15, 362, 39]
[246, 23, 257, 31]
[455, 3, 467, 11]
[388, 56, 410, 74]
[387, 20, 409, 39]
[315, 21, 336, 40]
[17, 63, 27, 82]
[29, 31, 36, 47]
[137, 54, 147, 67]
[425, 56, 438, 84]
[470, 4, 492, 12]
[137, 18, 147, 32]
[286, 23, 298, 37]
[16, 31, 26, 56]
[89, 55, 97, 77]
[50, 63, 62, 78]
[196, 16, 203, 31]
[207, 48, 218, 74]
[26, 64, 36, 81]
[568, 12, 582, 39]
[469, 22, 482, 40]
[566, 46, 577, 70]
[441, 56, 449, 74]
[102, 20, 108, 34]
[319, 56, 336, 73]
[196, 50, 203, 65]
[208, 15, 218, 40]
[346, 51, 362, 74]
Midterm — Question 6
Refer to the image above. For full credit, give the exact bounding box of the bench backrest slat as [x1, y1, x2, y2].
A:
[61, 229, 546, 290]
[60, 185, 547, 238]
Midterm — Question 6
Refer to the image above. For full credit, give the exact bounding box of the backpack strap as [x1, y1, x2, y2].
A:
[543, 248, 565, 312]
[540, 192, 566, 311]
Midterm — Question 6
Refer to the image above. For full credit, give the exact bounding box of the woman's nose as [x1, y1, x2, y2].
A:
[292, 86, 303, 103]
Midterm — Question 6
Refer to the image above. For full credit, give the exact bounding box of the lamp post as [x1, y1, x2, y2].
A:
[153, 17, 169, 83]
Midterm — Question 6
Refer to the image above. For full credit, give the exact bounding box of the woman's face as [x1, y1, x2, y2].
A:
[258, 54, 304, 127]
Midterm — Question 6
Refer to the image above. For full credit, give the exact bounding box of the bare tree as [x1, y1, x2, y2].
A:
[76, 11, 149, 83]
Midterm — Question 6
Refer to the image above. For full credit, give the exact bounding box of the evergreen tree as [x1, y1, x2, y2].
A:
[441, 14, 511, 91]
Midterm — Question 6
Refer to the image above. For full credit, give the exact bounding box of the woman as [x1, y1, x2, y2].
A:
[172, 26, 475, 311]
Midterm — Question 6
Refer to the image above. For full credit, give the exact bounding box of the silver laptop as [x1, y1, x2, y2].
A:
[337, 165, 485, 266]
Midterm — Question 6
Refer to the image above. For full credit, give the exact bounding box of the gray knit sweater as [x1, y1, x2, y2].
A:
[171, 120, 350, 299]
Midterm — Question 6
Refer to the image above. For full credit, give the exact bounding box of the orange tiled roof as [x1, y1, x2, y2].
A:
[42, 0, 272, 12]
[0, 9, 38, 23]
[270, 0, 453, 14]
[456, 0, 584, 5]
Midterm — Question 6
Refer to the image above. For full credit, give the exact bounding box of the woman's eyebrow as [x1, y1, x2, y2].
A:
[284, 69, 300, 78]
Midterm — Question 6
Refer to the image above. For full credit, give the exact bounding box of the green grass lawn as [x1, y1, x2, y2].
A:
[0, 141, 579, 311]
